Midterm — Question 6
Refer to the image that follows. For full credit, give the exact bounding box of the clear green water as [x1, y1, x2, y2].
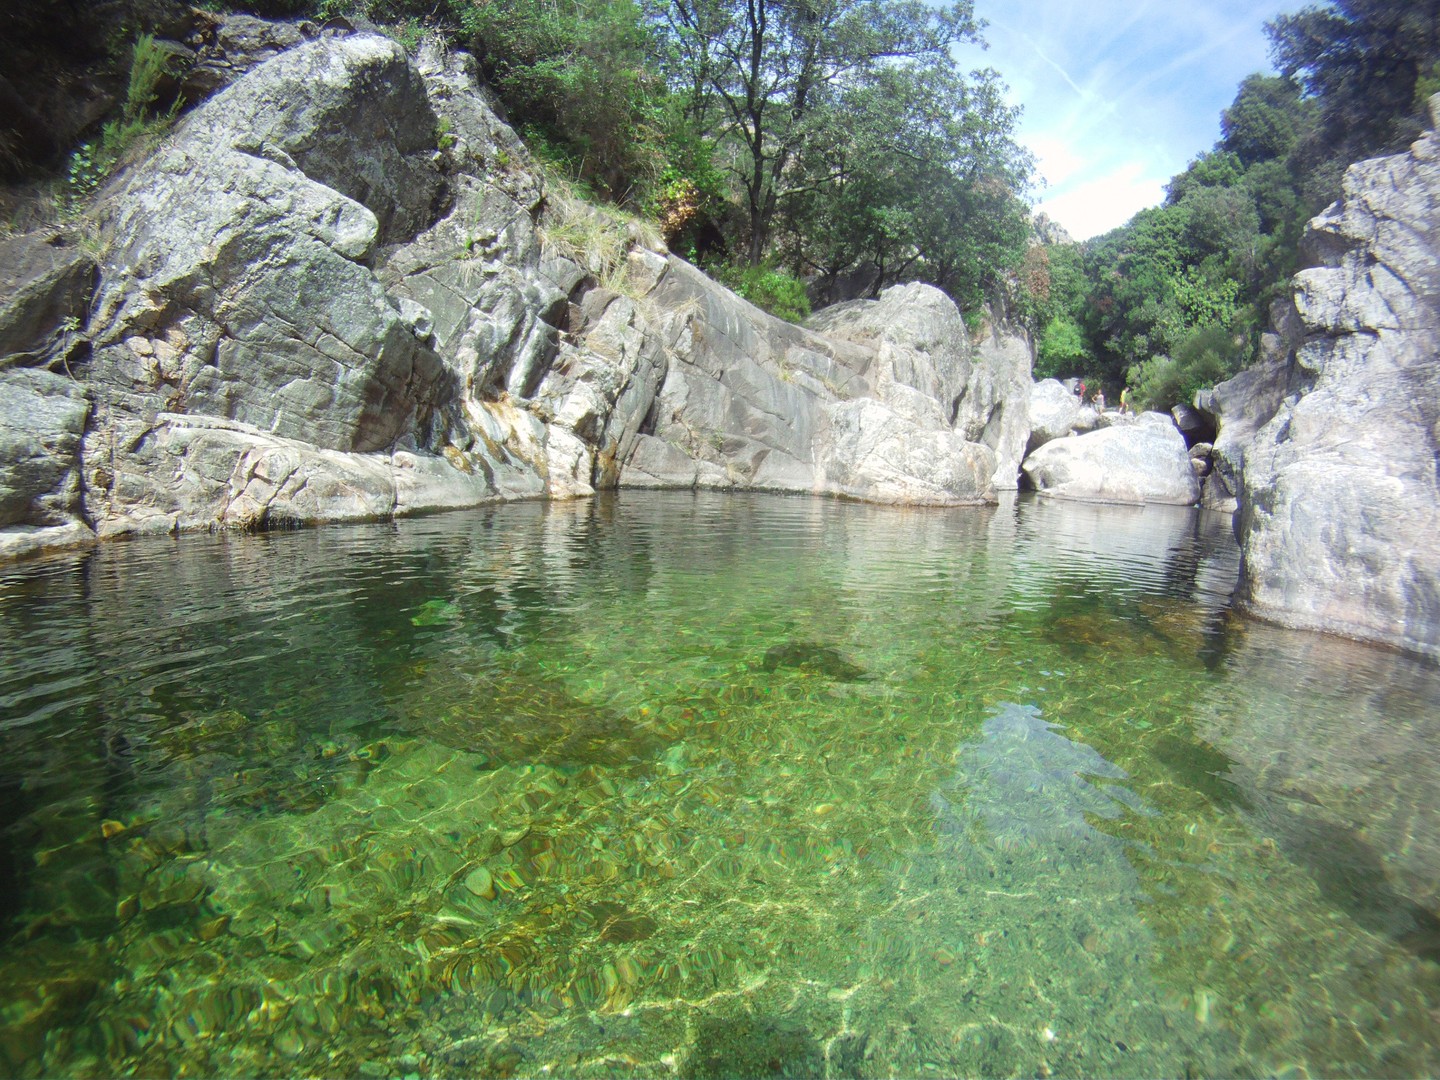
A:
[1, 492, 1438, 1078]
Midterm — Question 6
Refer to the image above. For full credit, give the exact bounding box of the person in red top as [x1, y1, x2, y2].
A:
[1077, 379, 1087, 402]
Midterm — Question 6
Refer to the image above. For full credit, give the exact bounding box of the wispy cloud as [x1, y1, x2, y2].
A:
[960, 0, 1296, 239]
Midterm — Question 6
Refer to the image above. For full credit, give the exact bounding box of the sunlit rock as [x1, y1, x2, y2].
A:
[1021, 412, 1200, 505]
[1232, 94, 1440, 658]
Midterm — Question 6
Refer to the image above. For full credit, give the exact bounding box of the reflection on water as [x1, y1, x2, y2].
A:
[0, 491, 1437, 1078]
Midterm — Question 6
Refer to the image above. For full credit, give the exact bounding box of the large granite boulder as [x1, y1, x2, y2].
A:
[0, 19, 1038, 555]
[1020, 412, 1200, 505]
[1193, 355, 1293, 512]
[1193, 299, 1303, 512]
[1233, 98, 1440, 658]
[81, 32, 462, 535]
[1026, 378, 1100, 452]
[958, 316, 1032, 489]
[624, 270, 1000, 504]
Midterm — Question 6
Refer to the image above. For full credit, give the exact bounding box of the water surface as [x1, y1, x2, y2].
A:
[1, 492, 1437, 1077]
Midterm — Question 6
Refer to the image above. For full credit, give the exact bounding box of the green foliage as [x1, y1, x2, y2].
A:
[1416, 60, 1440, 112]
[459, 0, 664, 201]
[123, 33, 171, 124]
[435, 118, 456, 152]
[61, 144, 105, 218]
[1219, 74, 1312, 167]
[1035, 315, 1089, 380]
[718, 263, 811, 323]
[649, 0, 1002, 266]
[1126, 325, 1243, 412]
[59, 32, 179, 219]
[388, 17, 427, 53]
[535, 166, 663, 296]
[1268, 0, 1440, 162]
[640, 118, 727, 250]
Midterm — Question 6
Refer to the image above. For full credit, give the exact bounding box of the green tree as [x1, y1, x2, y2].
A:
[1219, 73, 1312, 167]
[647, 0, 983, 265]
[777, 60, 1030, 306]
[1127, 325, 1244, 412]
[458, 0, 665, 200]
[1268, 0, 1440, 162]
[1036, 315, 1089, 379]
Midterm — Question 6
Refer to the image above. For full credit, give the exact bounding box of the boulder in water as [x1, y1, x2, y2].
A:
[1020, 413, 1200, 505]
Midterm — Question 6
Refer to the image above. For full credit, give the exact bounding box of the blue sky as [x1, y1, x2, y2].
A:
[955, 0, 1300, 239]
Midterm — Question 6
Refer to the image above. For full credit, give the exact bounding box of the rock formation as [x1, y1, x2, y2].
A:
[1214, 96, 1440, 659]
[1020, 412, 1201, 505]
[1025, 378, 1098, 453]
[0, 25, 1034, 558]
[1194, 299, 1303, 513]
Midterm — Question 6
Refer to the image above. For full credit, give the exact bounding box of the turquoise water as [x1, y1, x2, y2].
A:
[1, 492, 1437, 1077]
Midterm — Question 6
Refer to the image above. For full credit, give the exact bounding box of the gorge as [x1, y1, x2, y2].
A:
[0, 10, 1439, 1079]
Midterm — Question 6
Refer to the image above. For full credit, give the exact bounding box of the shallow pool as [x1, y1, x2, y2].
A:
[1, 492, 1437, 1077]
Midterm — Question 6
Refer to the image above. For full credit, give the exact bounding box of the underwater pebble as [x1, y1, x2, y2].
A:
[500, 825, 531, 847]
[273, 1026, 307, 1057]
[463, 866, 495, 900]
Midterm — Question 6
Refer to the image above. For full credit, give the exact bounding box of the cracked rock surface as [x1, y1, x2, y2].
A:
[1222, 96, 1440, 658]
[1, 20, 1032, 558]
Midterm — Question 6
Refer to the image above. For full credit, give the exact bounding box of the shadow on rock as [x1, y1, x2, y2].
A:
[1278, 817, 1440, 965]
[682, 1014, 824, 1079]
[761, 642, 868, 682]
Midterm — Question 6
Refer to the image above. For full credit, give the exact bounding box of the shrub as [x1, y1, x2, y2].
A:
[719, 263, 811, 323]
[1035, 314, 1090, 379]
[123, 33, 171, 124]
[1127, 324, 1243, 411]
[59, 33, 178, 219]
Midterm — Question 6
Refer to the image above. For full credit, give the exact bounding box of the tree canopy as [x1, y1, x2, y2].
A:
[1023, 0, 1440, 412]
[645, 0, 996, 265]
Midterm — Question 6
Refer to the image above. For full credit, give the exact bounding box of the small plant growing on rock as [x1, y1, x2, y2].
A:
[719, 263, 811, 324]
[57, 32, 179, 223]
[122, 33, 171, 126]
[536, 165, 663, 300]
[436, 118, 457, 153]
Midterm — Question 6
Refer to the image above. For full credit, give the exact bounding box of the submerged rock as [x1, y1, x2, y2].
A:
[760, 642, 868, 682]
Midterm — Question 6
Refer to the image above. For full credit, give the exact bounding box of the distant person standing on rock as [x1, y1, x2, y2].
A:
[1119, 387, 1132, 414]
[1094, 390, 1105, 411]
[1077, 379, 1086, 403]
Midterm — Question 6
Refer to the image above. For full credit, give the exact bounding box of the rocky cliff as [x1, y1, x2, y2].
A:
[0, 25, 1033, 559]
[1203, 96, 1440, 660]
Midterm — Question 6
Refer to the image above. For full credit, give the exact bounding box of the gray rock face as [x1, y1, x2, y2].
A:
[627, 270, 1001, 505]
[1232, 99, 1440, 658]
[0, 233, 96, 369]
[0, 20, 1037, 557]
[1020, 413, 1201, 505]
[0, 368, 92, 557]
[181, 12, 310, 98]
[1193, 353, 1294, 513]
[87, 33, 449, 458]
[960, 318, 1032, 489]
[1027, 378, 1099, 451]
